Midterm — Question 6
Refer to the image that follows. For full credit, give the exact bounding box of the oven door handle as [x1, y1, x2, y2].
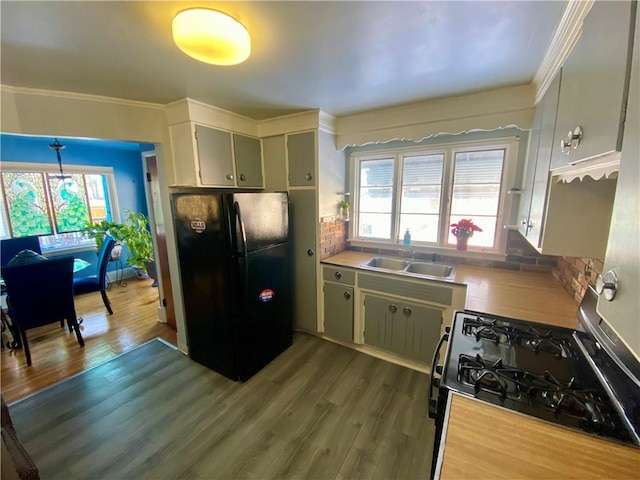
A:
[428, 327, 450, 419]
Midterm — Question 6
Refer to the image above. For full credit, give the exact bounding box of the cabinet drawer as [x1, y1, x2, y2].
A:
[359, 273, 452, 305]
[322, 266, 355, 285]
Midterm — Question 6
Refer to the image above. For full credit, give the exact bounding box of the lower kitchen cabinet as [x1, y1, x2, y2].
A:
[323, 282, 354, 343]
[363, 293, 442, 362]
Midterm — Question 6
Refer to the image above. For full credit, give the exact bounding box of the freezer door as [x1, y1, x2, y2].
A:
[171, 191, 239, 380]
[234, 242, 292, 380]
[230, 192, 288, 252]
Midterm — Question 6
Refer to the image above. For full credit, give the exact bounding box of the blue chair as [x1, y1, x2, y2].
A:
[2, 256, 84, 366]
[73, 235, 116, 315]
[1, 236, 42, 270]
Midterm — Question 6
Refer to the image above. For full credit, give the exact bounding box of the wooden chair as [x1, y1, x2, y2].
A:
[73, 235, 116, 314]
[2, 256, 84, 366]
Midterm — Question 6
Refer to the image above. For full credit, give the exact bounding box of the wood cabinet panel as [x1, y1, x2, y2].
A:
[550, 1, 636, 169]
[363, 293, 442, 362]
[287, 131, 316, 186]
[233, 133, 263, 188]
[289, 189, 317, 331]
[195, 124, 235, 186]
[323, 282, 354, 342]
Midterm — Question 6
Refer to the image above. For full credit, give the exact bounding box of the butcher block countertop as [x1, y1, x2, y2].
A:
[322, 250, 579, 329]
[437, 393, 640, 480]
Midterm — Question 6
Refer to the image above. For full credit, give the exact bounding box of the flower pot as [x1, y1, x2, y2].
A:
[456, 236, 469, 251]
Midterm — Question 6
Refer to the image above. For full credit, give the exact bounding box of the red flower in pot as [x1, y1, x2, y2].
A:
[450, 219, 482, 250]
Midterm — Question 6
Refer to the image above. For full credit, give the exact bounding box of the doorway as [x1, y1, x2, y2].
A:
[143, 152, 176, 329]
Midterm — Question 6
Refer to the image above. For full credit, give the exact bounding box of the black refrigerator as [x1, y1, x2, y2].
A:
[171, 189, 292, 381]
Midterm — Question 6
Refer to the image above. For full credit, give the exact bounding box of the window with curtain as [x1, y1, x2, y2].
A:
[352, 138, 515, 252]
[0, 163, 116, 251]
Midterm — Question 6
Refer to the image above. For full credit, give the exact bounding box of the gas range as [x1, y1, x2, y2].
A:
[438, 311, 635, 445]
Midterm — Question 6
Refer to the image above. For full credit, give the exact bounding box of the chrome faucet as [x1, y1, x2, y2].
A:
[398, 248, 416, 259]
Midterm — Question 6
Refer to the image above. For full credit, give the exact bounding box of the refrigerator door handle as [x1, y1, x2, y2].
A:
[234, 201, 249, 301]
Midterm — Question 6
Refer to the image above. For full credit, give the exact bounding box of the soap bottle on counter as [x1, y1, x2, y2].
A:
[403, 228, 411, 245]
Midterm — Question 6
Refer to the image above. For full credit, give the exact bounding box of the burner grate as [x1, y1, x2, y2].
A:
[462, 316, 573, 358]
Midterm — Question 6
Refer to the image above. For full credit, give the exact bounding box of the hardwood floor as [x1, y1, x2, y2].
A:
[10, 334, 435, 480]
[1, 277, 177, 403]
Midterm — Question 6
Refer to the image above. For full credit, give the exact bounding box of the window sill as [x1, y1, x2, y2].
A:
[347, 239, 507, 262]
[42, 244, 97, 256]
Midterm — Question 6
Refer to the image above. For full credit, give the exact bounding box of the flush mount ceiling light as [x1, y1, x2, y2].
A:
[172, 8, 251, 66]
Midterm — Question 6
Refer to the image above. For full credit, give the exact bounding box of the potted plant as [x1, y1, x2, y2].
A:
[81, 219, 125, 259]
[119, 210, 156, 283]
[339, 200, 350, 220]
[450, 218, 483, 251]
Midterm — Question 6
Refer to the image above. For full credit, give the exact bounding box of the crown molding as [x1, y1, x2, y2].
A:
[533, 0, 595, 104]
[318, 110, 337, 134]
[166, 97, 259, 137]
[0, 84, 166, 110]
[257, 110, 321, 137]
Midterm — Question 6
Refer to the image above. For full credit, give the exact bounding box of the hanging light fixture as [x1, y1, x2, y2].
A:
[172, 8, 251, 66]
[49, 138, 69, 179]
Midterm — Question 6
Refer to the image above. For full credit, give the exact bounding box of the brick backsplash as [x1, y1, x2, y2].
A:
[553, 256, 604, 304]
[319, 219, 347, 260]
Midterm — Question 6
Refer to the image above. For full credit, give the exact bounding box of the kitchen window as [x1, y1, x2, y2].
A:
[351, 138, 518, 252]
[0, 162, 119, 251]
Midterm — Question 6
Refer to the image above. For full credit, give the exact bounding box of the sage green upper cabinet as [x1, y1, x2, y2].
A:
[550, 1, 636, 170]
[519, 72, 562, 248]
[195, 124, 235, 186]
[597, 3, 640, 360]
[287, 131, 316, 186]
[233, 133, 264, 188]
[168, 123, 264, 188]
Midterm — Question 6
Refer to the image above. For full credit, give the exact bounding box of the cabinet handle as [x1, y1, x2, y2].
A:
[305, 173, 313, 181]
[403, 307, 412, 317]
[239, 173, 246, 182]
[334, 271, 342, 280]
[560, 126, 583, 154]
[344, 291, 351, 300]
[594, 270, 618, 301]
[307, 249, 314, 257]
[389, 304, 397, 313]
[226, 173, 235, 180]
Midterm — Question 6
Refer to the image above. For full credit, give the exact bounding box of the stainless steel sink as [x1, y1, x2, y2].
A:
[363, 257, 410, 270]
[361, 256, 455, 279]
[405, 262, 454, 277]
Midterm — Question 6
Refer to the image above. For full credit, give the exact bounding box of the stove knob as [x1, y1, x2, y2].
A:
[594, 270, 618, 301]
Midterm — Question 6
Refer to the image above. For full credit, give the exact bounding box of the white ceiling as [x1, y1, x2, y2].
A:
[0, 1, 566, 120]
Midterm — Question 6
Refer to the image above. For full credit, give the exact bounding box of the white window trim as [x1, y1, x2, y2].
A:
[348, 136, 519, 256]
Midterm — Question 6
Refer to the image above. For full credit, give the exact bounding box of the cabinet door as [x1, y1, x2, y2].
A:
[323, 282, 354, 342]
[364, 294, 442, 362]
[289, 189, 317, 331]
[195, 125, 235, 186]
[597, 4, 639, 357]
[550, 1, 636, 169]
[287, 131, 316, 186]
[363, 295, 395, 351]
[518, 93, 544, 237]
[234, 134, 264, 188]
[526, 72, 561, 247]
[394, 301, 442, 362]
